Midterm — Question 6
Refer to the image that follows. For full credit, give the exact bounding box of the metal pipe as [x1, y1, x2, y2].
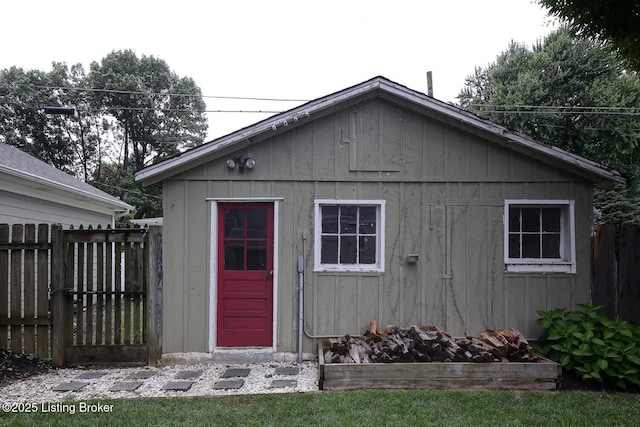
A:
[297, 255, 304, 363]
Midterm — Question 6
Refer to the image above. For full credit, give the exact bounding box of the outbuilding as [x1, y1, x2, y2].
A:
[136, 77, 623, 360]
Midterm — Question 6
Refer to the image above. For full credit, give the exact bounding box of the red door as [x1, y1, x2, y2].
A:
[217, 203, 274, 347]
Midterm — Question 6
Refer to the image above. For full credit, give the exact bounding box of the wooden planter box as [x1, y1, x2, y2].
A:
[319, 347, 561, 391]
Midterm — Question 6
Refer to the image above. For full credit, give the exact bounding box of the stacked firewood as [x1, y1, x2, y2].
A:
[323, 323, 539, 364]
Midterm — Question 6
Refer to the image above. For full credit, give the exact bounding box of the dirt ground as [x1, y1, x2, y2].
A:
[0, 349, 51, 385]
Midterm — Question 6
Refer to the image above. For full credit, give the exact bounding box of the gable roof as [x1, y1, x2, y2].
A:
[0, 142, 132, 214]
[136, 76, 625, 188]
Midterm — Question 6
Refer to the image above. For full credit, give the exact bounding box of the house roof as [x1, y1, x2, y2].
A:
[0, 142, 132, 213]
[135, 76, 625, 188]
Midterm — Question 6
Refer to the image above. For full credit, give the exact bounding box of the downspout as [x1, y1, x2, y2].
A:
[297, 255, 304, 363]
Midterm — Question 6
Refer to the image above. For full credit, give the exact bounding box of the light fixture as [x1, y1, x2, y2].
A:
[44, 106, 76, 116]
[226, 155, 256, 172]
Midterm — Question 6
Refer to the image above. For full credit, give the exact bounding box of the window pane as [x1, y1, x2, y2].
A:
[247, 241, 267, 270]
[542, 234, 561, 258]
[340, 236, 357, 263]
[340, 206, 357, 233]
[359, 207, 377, 234]
[509, 234, 521, 258]
[359, 236, 376, 264]
[224, 241, 244, 270]
[321, 206, 338, 234]
[224, 209, 244, 238]
[522, 208, 540, 232]
[509, 207, 521, 232]
[247, 209, 267, 238]
[321, 236, 338, 264]
[542, 208, 561, 232]
[522, 234, 540, 258]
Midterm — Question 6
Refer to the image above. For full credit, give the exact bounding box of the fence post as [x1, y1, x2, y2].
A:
[51, 224, 65, 367]
[147, 225, 163, 365]
[618, 225, 640, 326]
[593, 224, 618, 319]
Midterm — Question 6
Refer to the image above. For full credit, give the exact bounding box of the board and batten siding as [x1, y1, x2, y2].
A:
[161, 98, 592, 354]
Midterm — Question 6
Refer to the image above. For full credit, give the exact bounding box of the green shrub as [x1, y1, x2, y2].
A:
[535, 302, 640, 389]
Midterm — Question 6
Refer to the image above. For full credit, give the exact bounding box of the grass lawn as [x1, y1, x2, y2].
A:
[1, 389, 639, 427]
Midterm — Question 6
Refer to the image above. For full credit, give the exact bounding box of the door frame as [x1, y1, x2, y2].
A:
[207, 198, 281, 352]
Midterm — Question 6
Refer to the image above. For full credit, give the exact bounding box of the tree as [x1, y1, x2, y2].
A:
[93, 161, 163, 219]
[0, 65, 77, 172]
[0, 63, 112, 181]
[87, 50, 208, 219]
[537, 0, 640, 71]
[458, 27, 640, 224]
[1, 51, 208, 219]
[88, 50, 208, 172]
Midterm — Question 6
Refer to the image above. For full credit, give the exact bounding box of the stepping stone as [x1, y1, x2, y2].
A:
[162, 381, 193, 391]
[53, 382, 89, 392]
[110, 381, 144, 392]
[221, 368, 251, 378]
[127, 371, 156, 379]
[75, 371, 107, 379]
[175, 370, 203, 379]
[270, 379, 297, 389]
[274, 367, 299, 376]
[213, 379, 244, 389]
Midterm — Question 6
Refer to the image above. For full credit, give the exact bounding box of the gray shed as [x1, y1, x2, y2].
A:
[0, 142, 132, 226]
[136, 77, 623, 360]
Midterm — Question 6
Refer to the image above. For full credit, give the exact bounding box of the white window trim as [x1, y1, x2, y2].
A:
[314, 199, 385, 273]
[504, 199, 576, 274]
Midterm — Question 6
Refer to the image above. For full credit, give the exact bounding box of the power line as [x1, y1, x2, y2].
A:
[470, 104, 640, 111]
[467, 104, 640, 116]
[0, 99, 283, 114]
[0, 83, 309, 103]
[475, 109, 640, 116]
[91, 180, 163, 200]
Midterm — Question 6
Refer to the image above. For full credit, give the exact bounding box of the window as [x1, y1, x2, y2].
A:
[504, 200, 575, 273]
[314, 200, 385, 272]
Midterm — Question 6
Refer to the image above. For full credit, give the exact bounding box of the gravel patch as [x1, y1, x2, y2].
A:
[1, 361, 319, 403]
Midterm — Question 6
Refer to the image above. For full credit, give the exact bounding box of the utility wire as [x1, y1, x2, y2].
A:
[0, 83, 309, 103]
[470, 104, 640, 111]
[2, 99, 640, 117]
[476, 110, 640, 116]
[91, 180, 163, 200]
[2, 84, 639, 116]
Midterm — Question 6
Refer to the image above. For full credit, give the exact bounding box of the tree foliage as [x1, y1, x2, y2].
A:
[0, 65, 77, 173]
[88, 50, 207, 171]
[458, 27, 640, 224]
[537, 0, 640, 71]
[0, 50, 208, 219]
[93, 161, 163, 219]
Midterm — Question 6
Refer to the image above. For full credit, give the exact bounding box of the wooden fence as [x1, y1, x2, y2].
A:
[0, 223, 162, 366]
[593, 224, 640, 327]
[0, 224, 51, 359]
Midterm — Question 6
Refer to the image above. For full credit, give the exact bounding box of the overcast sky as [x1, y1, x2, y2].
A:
[1, 0, 557, 141]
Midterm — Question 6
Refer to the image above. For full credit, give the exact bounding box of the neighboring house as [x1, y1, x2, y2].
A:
[131, 217, 163, 228]
[136, 76, 623, 360]
[0, 142, 132, 227]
